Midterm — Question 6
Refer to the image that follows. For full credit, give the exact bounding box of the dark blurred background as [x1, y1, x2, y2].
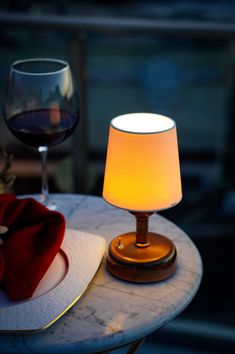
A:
[0, 1, 235, 353]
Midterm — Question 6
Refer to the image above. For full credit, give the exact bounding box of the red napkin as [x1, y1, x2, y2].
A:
[0, 194, 65, 301]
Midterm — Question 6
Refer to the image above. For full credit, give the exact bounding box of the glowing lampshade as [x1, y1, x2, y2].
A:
[103, 113, 182, 211]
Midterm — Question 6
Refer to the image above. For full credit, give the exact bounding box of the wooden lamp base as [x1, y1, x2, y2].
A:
[106, 212, 177, 283]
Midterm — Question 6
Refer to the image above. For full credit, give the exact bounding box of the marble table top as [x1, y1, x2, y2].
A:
[0, 194, 202, 354]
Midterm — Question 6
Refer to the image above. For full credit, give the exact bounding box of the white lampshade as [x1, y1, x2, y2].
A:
[103, 113, 182, 211]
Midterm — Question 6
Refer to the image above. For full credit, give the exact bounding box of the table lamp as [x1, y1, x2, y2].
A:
[103, 113, 182, 283]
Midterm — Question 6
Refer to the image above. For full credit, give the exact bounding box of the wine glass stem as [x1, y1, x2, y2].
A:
[38, 146, 49, 204]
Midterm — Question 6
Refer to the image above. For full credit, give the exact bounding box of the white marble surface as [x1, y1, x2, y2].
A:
[0, 194, 202, 354]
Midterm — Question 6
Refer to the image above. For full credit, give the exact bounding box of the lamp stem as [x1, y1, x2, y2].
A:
[130, 212, 153, 248]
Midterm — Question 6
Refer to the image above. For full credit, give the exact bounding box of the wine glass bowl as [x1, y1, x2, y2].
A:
[4, 58, 79, 214]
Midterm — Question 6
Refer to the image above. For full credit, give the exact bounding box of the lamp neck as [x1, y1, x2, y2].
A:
[130, 211, 153, 248]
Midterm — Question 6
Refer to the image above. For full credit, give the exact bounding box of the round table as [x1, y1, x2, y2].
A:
[0, 194, 202, 354]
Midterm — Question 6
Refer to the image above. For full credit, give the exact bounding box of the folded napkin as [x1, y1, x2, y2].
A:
[0, 194, 65, 301]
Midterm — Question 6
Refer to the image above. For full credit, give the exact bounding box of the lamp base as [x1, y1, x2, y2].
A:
[106, 232, 177, 283]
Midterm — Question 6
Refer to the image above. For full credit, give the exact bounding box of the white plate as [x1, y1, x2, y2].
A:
[0, 229, 106, 332]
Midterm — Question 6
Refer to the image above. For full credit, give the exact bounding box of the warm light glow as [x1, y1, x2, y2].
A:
[103, 113, 182, 211]
[50, 101, 61, 125]
[111, 113, 175, 133]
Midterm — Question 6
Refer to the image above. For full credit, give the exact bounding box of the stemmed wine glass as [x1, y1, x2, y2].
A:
[4, 58, 79, 215]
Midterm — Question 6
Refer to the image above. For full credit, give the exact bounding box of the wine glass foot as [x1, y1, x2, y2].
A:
[45, 201, 57, 212]
[40, 196, 72, 218]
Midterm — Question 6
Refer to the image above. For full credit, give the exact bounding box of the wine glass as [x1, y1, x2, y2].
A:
[4, 58, 79, 215]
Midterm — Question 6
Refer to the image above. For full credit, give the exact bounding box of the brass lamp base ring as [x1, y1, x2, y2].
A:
[106, 232, 177, 283]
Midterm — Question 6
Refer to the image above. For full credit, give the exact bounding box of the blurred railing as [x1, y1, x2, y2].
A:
[1, 12, 235, 193]
[1, 12, 235, 36]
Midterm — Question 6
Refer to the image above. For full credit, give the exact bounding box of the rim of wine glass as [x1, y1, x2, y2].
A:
[11, 58, 70, 76]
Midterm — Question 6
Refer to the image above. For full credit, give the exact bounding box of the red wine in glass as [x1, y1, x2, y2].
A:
[8, 109, 78, 147]
[4, 58, 79, 215]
